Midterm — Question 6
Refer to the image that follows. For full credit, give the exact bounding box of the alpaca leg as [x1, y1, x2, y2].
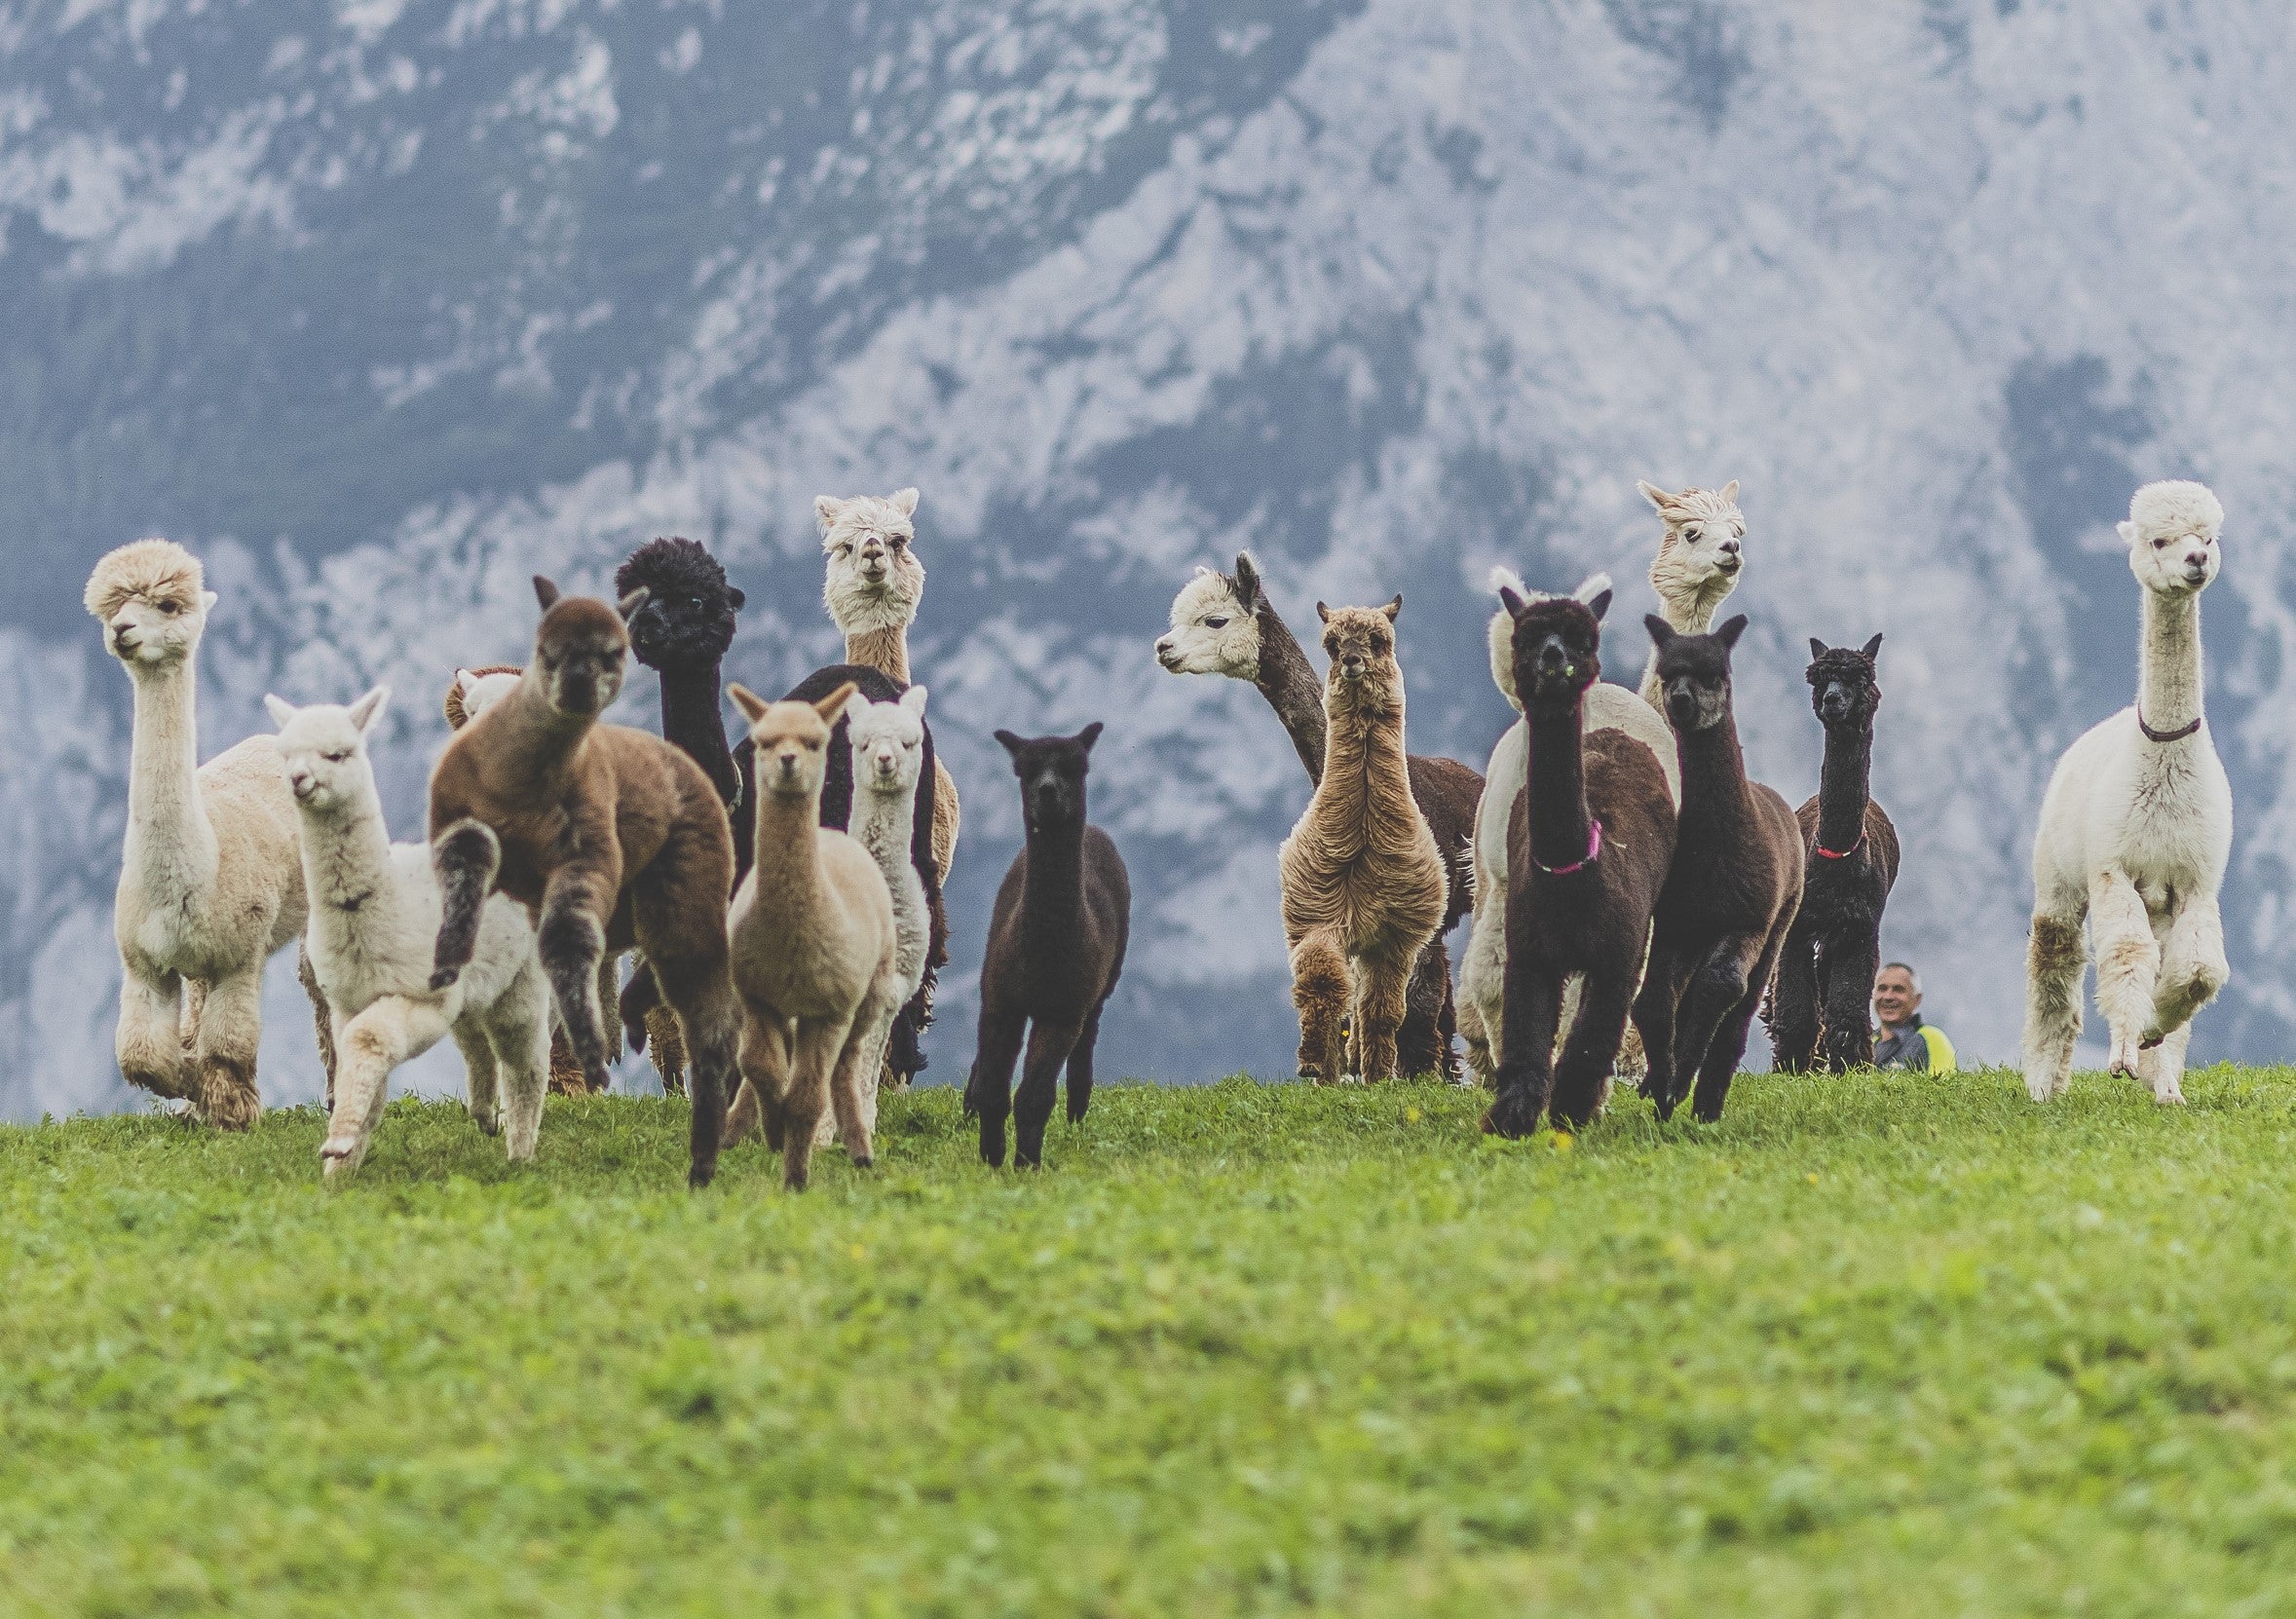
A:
[192, 968, 265, 1131]
[778, 1019, 847, 1192]
[1355, 952, 1412, 1084]
[968, 1009, 1026, 1168]
[2142, 899, 2227, 1105]
[1819, 926, 1881, 1073]
[536, 874, 615, 1092]
[451, 1021, 502, 1137]
[1689, 933, 1786, 1124]
[428, 818, 500, 988]
[826, 1018, 877, 1170]
[322, 997, 451, 1177]
[1486, 957, 1562, 1139]
[1066, 1001, 1106, 1124]
[1396, 938, 1449, 1080]
[724, 1012, 791, 1151]
[115, 961, 191, 1102]
[2021, 881, 2088, 1101]
[297, 944, 338, 1112]
[486, 963, 551, 1162]
[1671, 942, 1756, 1116]
[2089, 869, 2158, 1077]
[1459, 901, 1505, 1083]
[1613, 927, 1654, 1089]
[1013, 1018, 1083, 1169]
[1767, 920, 1822, 1073]
[1551, 970, 1635, 1130]
[1289, 928, 1349, 1084]
[1632, 948, 1691, 1118]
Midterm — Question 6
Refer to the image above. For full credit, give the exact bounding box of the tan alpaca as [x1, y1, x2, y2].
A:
[720, 683, 901, 1191]
[1278, 599, 1447, 1083]
[87, 540, 329, 1128]
[1635, 479, 1746, 710]
[818, 488, 960, 883]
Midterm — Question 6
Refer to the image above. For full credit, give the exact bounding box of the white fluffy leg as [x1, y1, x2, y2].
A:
[452, 1022, 502, 1137]
[2089, 869, 2159, 1077]
[1460, 902, 1504, 1082]
[2136, 1024, 2191, 1107]
[323, 996, 452, 1178]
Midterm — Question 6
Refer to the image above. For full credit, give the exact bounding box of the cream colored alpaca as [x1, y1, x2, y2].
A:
[87, 541, 321, 1128]
[268, 690, 549, 1178]
[721, 682, 901, 1190]
[2023, 481, 2232, 1106]
[1635, 479, 1746, 710]
[846, 688, 932, 1125]
[819, 487, 960, 883]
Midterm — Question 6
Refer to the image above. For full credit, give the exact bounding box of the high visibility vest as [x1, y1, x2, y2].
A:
[1918, 1023, 1957, 1073]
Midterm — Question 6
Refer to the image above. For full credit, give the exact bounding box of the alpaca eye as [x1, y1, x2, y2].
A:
[159, 600, 179, 615]
[1203, 616, 1228, 629]
[2154, 538, 2167, 549]
[1682, 527, 1701, 542]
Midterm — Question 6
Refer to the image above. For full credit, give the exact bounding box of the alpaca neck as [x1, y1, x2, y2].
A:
[1814, 717, 1873, 855]
[1019, 809, 1086, 967]
[300, 777, 397, 920]
[1252, 599, 1328, 782]
[124, 660, 219, 891]
[1323, 688, 1410, 801]
[1675, 707, 1755, 838]
[1524, 693, 1595, 872]
[656, 659, 740, 808]
[2138, 588, 2203, 737]
[854, 777, 918, 870]
[846, 622, 910, 685]
[750, 784, 834, 931]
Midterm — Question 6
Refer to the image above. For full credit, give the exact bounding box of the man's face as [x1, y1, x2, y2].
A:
[1874, 968, 1920, 1028]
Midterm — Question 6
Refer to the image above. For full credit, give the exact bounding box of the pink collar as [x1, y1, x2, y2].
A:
[1533, 818, 1602, 876]
[1814, 829, 1864, 860]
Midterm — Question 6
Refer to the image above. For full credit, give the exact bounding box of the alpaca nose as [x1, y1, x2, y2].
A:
[2185, 549, 2210, 579]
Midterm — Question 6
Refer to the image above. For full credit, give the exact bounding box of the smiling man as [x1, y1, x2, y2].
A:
[1872, 962, 1957, 1073]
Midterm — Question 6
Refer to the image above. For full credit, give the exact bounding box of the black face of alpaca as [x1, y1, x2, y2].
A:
[616, 537, 744, 672]
[996, 725, 1102, 832]
[1503, 588, 1611, 706]
[1646, 613, 1747, 733]
[1807, 634, 1883, 728]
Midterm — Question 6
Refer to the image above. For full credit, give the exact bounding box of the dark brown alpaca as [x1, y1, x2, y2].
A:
[427, 578, 743, 1187]
[1481, 588, 1676, 1136]
[1633, 615, 1804, 1122]
[964, 725, 1130, 1169]
[1766, 635, 1901, 1072]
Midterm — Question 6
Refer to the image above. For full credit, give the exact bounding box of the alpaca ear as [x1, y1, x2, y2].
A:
[348, 685, 391, 734]
[812, 681, 860, 725]
[994, 729, 1026, 760]
[1572, 571, 1612, 607]
[1637, 479, 1672, 512]
[727, 683, 771, 724]
[616, 586, 650, 622]
[1719, 479, 1740, 507]
[1498, 586, 1528, 620]
[1380, 595, 1402, 622]
[890, 487, 920, 518]
[533, 576, 561, 611]
[815, 496, 845, 535]
[729, 585, 746, 611]
[263, 694, 296, 730]
[1861, 632, 1884, 661]
[1315, 601, 1332, 624]
[2117, 518, 2138, 548]
[1644, 615, 1675, 648]
[1715, 614, 1750, 649]
[1809, 637, 1828, 661]
[901, 685, 928, 719]
[1232, 552, 1261, 612]
[455, 668, 481, 697]
[1075, 721, 1105, 754]
[199, 590, 219, 615]
[1584, 588, 1612, 622]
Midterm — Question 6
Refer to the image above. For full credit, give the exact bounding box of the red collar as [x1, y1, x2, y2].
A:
[1533, 818, 1602, 876]
[1814, 829, 1864, 860]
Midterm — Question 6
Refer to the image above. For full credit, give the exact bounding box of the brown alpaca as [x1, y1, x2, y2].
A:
[427, 578, 744, 1188]
[1277, 598, 1447, 1083]
[719, 683, 900, 1192]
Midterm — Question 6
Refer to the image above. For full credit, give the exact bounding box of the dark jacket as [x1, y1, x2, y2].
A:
[1874, 1013, 1956, 1073]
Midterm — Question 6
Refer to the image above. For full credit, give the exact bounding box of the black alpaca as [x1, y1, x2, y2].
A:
[1483, 587, 1677, 1137]
[965, 725, 1131, 1169]
[1766, 635, 1901, 1072]
[1634, 616, 1804, 1122]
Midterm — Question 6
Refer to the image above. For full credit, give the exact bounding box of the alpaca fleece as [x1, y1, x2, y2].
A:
[966, 725, 1130, 1169]
[1766, 636, 1901, 1073]
[427, 578, 743, 1188]
[87, 539, 327, 1129]
[1277, 599, 1446, 1085]
[1634, 614, 1804, 1122]
[845, 688, 933, 1118]
[2022, 479, 2231, 1105]
[1481, 587, 1676, 1136]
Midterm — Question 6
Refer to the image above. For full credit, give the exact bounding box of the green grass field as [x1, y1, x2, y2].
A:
[7, 1069, 2296, 1616]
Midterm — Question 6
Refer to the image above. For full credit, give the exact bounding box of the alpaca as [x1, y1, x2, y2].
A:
[268, 689, 549, 1177]
[719, 683, 901, 1191]
[964, 725, 1131, 1168]
[86, 540, 328, 1128]
[2023, 480, 2232, 1105]
[844, 688, 933, 1129]
[444, 661, 617, 1098]
[427, 578, 745, 1188]
[819, 488, 961, 884]
[1634, 479, 1746, 711]
[1480, 586, 1676, 1136]
[1634, 616, 1804, 1122]
[1458, 567, 1680, 1081]
[1153, 551, 1480, 1076]
[1765, 636, 1901, 1073]
[1278, 600, 1447, 1084]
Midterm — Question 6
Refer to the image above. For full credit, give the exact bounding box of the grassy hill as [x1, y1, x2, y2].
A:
[7, 1070, 2296, 1616]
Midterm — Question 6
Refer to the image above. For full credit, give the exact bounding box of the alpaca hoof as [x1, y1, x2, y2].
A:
[1484, 1088, 1540, 1140]
[471, 1107, 502, 1137]
[689, 1162, 717, 1190]
[850, 1154, 875, 1171]
[2153, 1085, 2186, 1107]
[2107, 1035, 2142, 1076]
[320, 1139, 361, 1178]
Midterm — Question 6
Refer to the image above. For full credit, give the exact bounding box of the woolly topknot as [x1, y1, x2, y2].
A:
[1487, 568, 1613, 710]
[616, 536, 744, 671]
[85, 539, 205, 622]
[2127, 479, 2224, 542]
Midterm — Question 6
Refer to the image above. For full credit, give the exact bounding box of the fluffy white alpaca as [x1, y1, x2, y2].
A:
[1458, 569, 1681, 1079]
[1634, 479, 1746, 710]
[2023, 480, 2232, 1105]
[844, 687, 932, 1130]
[449, 666, 522, 724]
[86, 540, 320, 1128]
[268, 688, 550, 1176]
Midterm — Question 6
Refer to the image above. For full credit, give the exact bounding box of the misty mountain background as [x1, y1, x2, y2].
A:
[5, 0, 2292, 1119]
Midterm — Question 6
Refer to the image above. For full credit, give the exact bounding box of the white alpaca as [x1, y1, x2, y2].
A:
[267, 689, 550, 1177]
[818, 487, 960, 883]
[843, 688, 933, 1131]
[86, 540, 322, 1128]
[2022, 480, 2232, 1105]
[1634, 479, 1746, 710]
[1458, 570, 1681, 1080]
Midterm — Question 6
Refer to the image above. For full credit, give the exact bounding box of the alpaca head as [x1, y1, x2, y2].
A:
[847, 686, 929, 801]
[528, 576, 645, 720]
[85, 539, 216, 670]
[994, 724, 1103, 834]
[1498, 582, 1612, 711]
[264, 687, 390, 817]
[1805, 634, 1884, 730]
[2121, 479, 2223, 599]
[1487, 568, 1613, 710]
[446, 666, 523, 730]
[1645, 613, 1749, 734]
[616, 537, 744, 673]
[1155, 553, 1265, 679]
[1639, 479, 1745, 621]
[729, 680, 859, 802]
[1314, 597, 1406, 717]
[819, 488, 925, 636]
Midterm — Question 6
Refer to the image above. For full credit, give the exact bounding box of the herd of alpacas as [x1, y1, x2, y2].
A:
[83, 473, 2233, 1187]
